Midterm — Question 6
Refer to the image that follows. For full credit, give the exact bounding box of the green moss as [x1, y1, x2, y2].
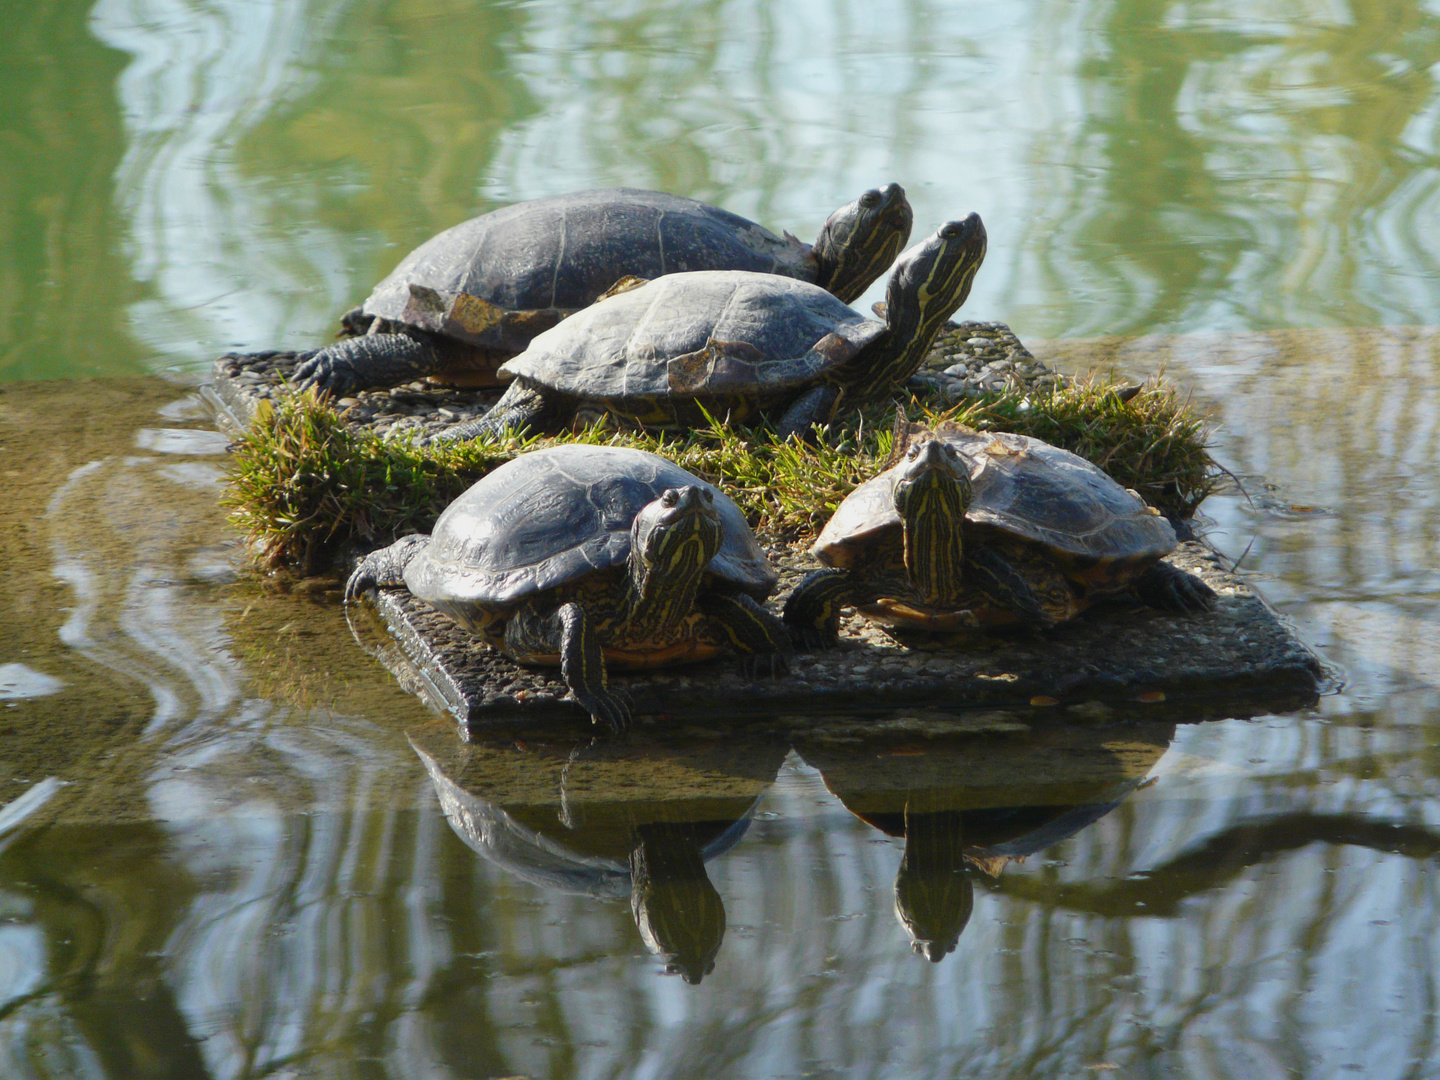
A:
[222, 377, 1217, 574]
[221, 391, 519, 574]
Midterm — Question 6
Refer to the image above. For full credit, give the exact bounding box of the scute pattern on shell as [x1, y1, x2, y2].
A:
[947, 430, 1176, 563]
[401, 444, 776, 611]
[364, 189, 815, 352]
[814, 429, 1175, 571]
[497, 271, 883, 404]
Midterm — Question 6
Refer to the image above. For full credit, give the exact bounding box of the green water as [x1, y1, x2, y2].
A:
[2, 1, 1439, 1077]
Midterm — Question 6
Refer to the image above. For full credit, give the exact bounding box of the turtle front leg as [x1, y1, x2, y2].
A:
[963, 546, 1057, 628]
[774, 383, 840, 441]
[345, 534, 432, 600]
[293, 333, 446, 398]
[508, 601, 631, 733]
[430, 378, 562, 444]
[1133, 559, 1215, 614]
[699, 592, 794, 677]
[782, 568, 861, 649]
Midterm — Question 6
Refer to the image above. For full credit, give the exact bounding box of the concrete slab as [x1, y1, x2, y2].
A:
[209, 327, 1329, 737]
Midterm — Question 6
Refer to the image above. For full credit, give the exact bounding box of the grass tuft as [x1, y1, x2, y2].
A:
[935, 374, 1218, 518]
[221, 391, 518, 574]
[222, 377, 1218, 574]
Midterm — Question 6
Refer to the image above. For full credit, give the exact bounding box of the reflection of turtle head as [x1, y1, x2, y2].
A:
[406, 728, 787, 987]
[628, 823, 726, 984]
[892, 806, 975, 962]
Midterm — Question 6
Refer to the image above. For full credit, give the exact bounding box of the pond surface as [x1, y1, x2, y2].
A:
[2, 1, 1439, 1077]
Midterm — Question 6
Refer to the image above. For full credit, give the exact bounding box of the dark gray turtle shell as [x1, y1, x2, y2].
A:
[364, 188, 817, 354]
[497, 271, 885, 406]
[815, 430, 1175, 570]
[412, 736, 762, 899]
[402, 444, 776, 610]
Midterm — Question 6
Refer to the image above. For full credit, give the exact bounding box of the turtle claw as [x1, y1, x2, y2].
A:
[292, 349, 359, 400]
[1135, 561, 1216, 614]
[789, 624, 838, 652]
[577, 686, 632, 735]
[343, 563, 378, 602]
[740, 651, 792, 680]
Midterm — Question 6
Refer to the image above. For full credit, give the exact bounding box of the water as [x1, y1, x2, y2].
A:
[2, 0, 1439, 1076]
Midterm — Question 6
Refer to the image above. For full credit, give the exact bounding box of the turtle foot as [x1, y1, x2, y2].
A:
[344, 535, 430, 601]
[739, 651, 792, 680]
[781, 568, 851, 650]
[292, 348, 361, 400]
[1136, 560, 1216, 614]
[575, 684, 632, 735]
[788, 624, 838, 652]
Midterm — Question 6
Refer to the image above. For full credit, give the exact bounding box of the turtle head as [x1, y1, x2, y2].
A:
[839, 214, 987, 404]
[630, 825, 725, 985]
[628, 485, 724, 616]
[893, 808, 976, 963]
[811, 183, 914, 303]
[884, 213, 987, 336]
[892, 438, 973, 606]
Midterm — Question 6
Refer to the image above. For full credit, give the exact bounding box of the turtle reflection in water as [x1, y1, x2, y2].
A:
[346, 445, 791, 732]
[784, 424, 1215, 644]
[440, 215, 987, 443]
[798, 724, 1175, 960]
[276, 185, 913, 398]
[410, 728, 788, 984]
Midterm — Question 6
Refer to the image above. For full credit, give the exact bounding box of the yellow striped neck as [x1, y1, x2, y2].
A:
[894, 440, 972, 607]
[624, 527, 714, 637]
[902, 504, 966, 607]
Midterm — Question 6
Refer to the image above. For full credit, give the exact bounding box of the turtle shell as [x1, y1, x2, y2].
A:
[497, 271, 884, 407]
[364, 189, 816, 354]
[402, 444, 776, 612]
[815, 430, 1175, 579]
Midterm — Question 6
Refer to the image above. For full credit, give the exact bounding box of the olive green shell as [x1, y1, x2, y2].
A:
[814, 430, 1176, 585]
[402, 444, 776, 614]
[496, 271, 885, 409]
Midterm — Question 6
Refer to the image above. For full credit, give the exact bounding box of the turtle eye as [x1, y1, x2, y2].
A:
[860, 191, 881, 208]
[661, 490, 679, 508]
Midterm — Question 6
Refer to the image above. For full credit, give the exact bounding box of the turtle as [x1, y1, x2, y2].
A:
[431, 214, 987, 444]
[409, 730, 789, 983]
[796, 723, 1173, 961]
[283, 185, 913, 399]
[783, 425, 1215, 644]
[344, 444, 792, 732]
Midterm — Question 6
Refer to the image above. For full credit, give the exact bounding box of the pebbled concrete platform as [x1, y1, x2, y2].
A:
[209, 325, 1329, 737]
